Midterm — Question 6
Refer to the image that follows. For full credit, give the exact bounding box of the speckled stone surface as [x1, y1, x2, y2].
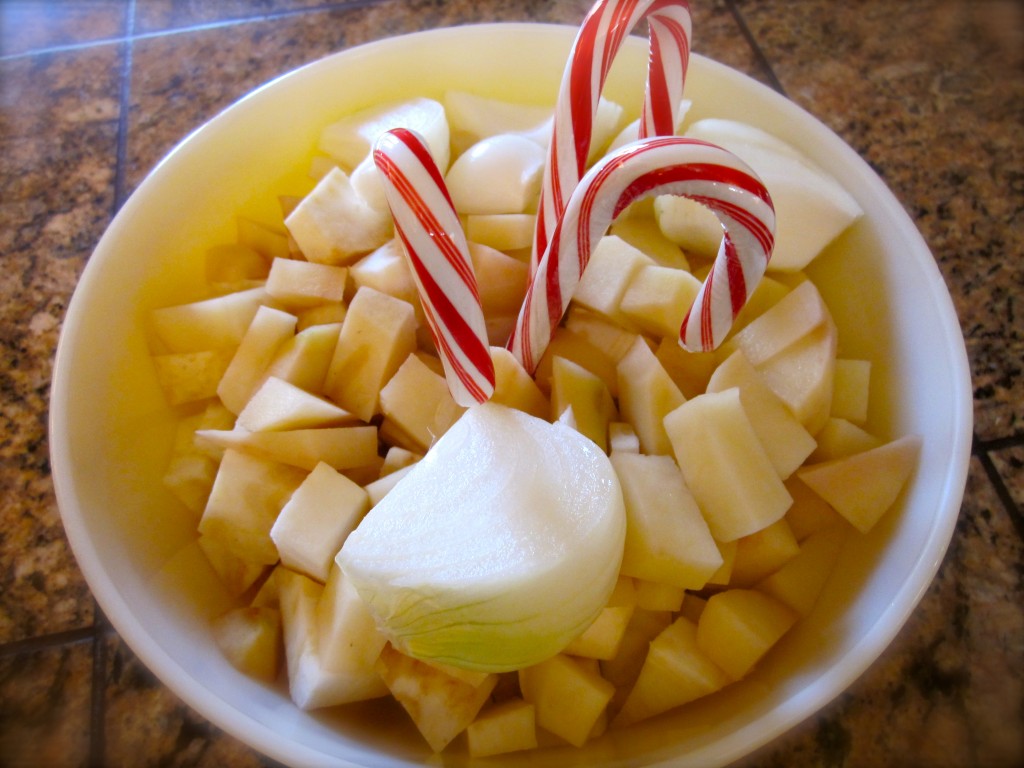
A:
[1, 0, 1022, 766]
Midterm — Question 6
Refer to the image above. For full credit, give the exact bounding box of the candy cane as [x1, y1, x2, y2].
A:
[532, 0, 692, 272]
[509, 136, 776, 374]
[373, 128, 495, 406]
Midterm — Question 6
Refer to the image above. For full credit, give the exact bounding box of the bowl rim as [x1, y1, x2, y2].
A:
[49, 20, 973, 768]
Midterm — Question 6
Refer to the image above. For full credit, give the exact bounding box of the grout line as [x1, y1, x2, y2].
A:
[88, 601, 110, 768]
[0, 0, 390, 63]
[723, 0, 786, 96]
[0, 626, 95, 658]
[975, 440, 1024, 542]
[111, 2, 136, 214]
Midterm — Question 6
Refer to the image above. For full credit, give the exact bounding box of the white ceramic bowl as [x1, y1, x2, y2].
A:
[50, 23, 972, 767]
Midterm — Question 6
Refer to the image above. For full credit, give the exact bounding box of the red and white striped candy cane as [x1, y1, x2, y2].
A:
[373, 128, 495, 406]
[532, 0, 692, 272]
[509, 136, 775, 374]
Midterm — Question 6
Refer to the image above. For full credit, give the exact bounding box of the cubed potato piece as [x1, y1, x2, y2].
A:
[796, 434, 922, 533]
[519, 654, 615, 748]
[653, 195, 723, 260]
[550, 356, 617, 453]
[195, 425, 379, 473]
[783, 475, 848, 541]
[563, 577, 636, 660]
[695, 589, 798, 681]
[664, 388, 792, 542]
[217, 305, 298, 414]
[467, 698, 538, 758]
[729, 518, 800, 588]
[349, 239, 420, 311]
[211, 605, 281, 682]
[620, 264, 703, 339]
[572, 235, 653, 327]
[197, 533, 270, 598]
[807, 417, 882, 463]
[616, 336, 686, 456]
[364, 464, 414, 507]
[270, 462, 370, 582]
[633, 579, 685, 612]
[489, 346, 549, 419]
[296, 302, 347, 331]
[284, 167, 393, 265]
[534, 326, 619, 397]
[600, 608, 672, 694]
[717, 278, 828, 367]
[152, 349, 234, 406]
[754, 315, 837, 435]
[654, 336, 717, 400]
[611, 452, 723, 590]
[608, 421, 640, 454]
[263, 322, 341, 395]
[318, 97, 449, 171]
[706, 350, 816, 479]
[469, 242, 529, 316]
[237, 376, 356, 432]
[237, 217, 290, 260]
[614, 617, 730, 727]
[377, 643, 498, 753]
[162, 413, 218, 517]
[323, 286, 418, 421]
[205, 243, 271, 284]
[609, 215, 690, 271]
[379, 446, 421, 478]
[705, 539, 737, 586]
[150, 286, 268, 354]
[198, 449, 306, 568]
[831, 358, 871, 424]
[757, 525, 850, 616]
[317, 564, 389, 677]
[564, 307, 639, 364]
[266, 258, 348, 307]
[379, 353, 462, 451]
[278, 568, 389, 709]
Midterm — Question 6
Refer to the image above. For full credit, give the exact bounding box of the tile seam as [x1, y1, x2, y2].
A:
[722, 0, 786, 96]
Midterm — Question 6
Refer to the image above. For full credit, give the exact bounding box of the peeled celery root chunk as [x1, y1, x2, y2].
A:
[211, 605, 281, 682]
[323, 286, 418, 421]
[611, 452, 722, 590]
[467, 698, 538, 758]
[797, 435, 922, 533]
[614, 617, 730, 727]
[664, 388, 792, 542]
[519, 654, 615, 748]
[377, 643, 498, 753]
[695, 589, 798, 681]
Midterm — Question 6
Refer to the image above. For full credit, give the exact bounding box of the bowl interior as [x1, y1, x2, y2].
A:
[50, 23, 971, 768]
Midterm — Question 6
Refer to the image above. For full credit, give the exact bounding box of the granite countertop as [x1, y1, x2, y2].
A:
[1, 0, 1021, 765]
